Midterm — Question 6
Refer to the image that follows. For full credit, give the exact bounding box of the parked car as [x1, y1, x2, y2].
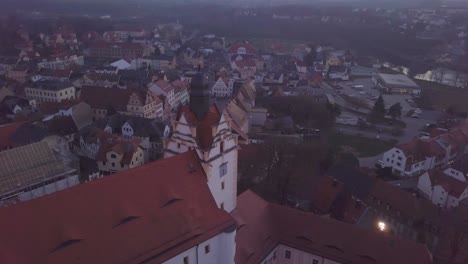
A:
[411, 113, 420, 118]
[375, 160, 384, 168]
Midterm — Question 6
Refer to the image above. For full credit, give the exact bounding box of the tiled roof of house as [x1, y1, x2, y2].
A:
[310, 175, 344, 213]
[85, 72, 120, 83]
[45, 116, 78, 136]
[398, 138, 446, 163]
[0, 122, 27, 149]
[428, 169, 468, 198]
[228, 41, 257, 54]
[234, 190, 433, 264]
[96, 136, 141, 165]
[80, 86, 133, 112]
[0, 141, 66, 194]
[235, 59, 256, 69]
[0, 151, 235, 263]
[370, 180, 441, 223]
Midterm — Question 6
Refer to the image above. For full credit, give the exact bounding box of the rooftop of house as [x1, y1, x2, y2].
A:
[0, 122, 27, 149]
[426, 169, 468, 198]
[0, 151, 235, 263]
[80, 86, 145, 112]
[28, 80, 74, 91]
[397, 138, 446, 163]
[96, 136, 141, 165]
[233, 190, 433, 264]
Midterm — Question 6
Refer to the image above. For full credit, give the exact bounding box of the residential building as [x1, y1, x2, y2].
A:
[80, 86, 161, 119]
[97, 114, 170, 162]
[171, 79, 190, 106]
[96, 136, 144, 175]
[77, 127, 145, 174]
[234, 190, 433, 264]
[89, 42, 144, 59]
[148, 80, 176, 108]
[232, 59, 256, 79]
[83, 71, 121, 88]
[5, 63, 32, 83]
[0, 95, 36, 120]
[31, 68, 73, 83]
[374, 73, 421, 95]
[0, 151, 236, 264]
[131, 54, 175, 70]
[165, 73, 243, 213]
[25, 80, 76, 104]
[417, 169, 468, 208]
[42, 101, 93, 130]
[37, 54, 84, 70]
[0, 141, 79, 206]
[228, 41, 257, 55]
[211, 76, 234, 97]
[382, 124, 468, 176]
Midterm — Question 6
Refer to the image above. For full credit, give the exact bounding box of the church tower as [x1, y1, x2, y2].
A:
[189, 73, 211, 121]
[165, 72, 238, 213]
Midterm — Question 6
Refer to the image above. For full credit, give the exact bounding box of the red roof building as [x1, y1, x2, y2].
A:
[233, 190, 433, 264]
[0, 151, 236, 263]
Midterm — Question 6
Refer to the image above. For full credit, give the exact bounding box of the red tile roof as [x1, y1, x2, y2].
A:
[0, 151, 235, 263]
[398, 138, 446, 163]
[428, 169, 468, 198]
[0, 121, 27, 149]
[234, 190, 433, 264]
[310, 175, 344, 213]
[80, 86, 133, 111]
[229, 41, 257, 54]
[96, 136, 142, 165]
[235, 59, 256, 69]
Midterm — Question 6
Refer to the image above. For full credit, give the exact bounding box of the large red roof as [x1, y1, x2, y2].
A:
[234, 190, 433, 264]
[229, 41, 257, 54]
[0, 151, 235, 263]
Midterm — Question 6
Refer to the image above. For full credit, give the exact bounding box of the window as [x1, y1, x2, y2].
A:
[398, 156, 402, 161]
[177, 143, 181, 149]
[386, 158, 390, 162]
[220, 141, 224, 153]
[285, 250, 291, 259]
[221, 181, 225, 190]
[219, 163, 228, 177]
[397, 162, 401, 166]
[110, 154, 116, 159]
[111, 162, 115, 167]
[183, 256, 189, 264]
[204, 245, 210, 254]
[313, 260, 319, 264]
[220, 202, 224, 210]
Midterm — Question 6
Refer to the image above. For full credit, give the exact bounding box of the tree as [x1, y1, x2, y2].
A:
[372, 95, 386, 118]
[304, 49, 317, 67]
[387, 102, 402, 120]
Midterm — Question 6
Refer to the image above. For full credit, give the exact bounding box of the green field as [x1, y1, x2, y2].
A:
[417, 80, 468, 113]
[330, 133, 397, 158]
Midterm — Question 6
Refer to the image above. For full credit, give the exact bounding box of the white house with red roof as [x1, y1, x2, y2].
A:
[165, 73, 243, 213]
[382, 124, 468, 177]
[417, 168, 468, 208]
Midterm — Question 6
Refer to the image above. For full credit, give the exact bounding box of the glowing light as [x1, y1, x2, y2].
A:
[378, 221, 386, 231]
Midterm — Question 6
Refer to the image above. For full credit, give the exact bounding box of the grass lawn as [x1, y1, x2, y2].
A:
[416, 80, 468, 112]
[330, 133, 397, 158]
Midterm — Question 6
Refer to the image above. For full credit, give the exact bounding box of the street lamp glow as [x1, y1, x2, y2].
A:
[378, 221, 386, 231]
